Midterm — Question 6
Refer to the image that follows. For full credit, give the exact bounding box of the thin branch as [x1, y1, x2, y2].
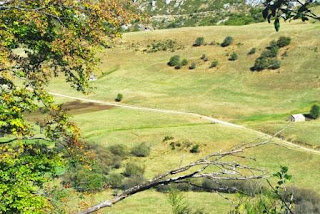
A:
[0, 137, 52, 145]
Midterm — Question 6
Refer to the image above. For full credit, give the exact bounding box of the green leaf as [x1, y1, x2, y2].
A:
[274, 18, 280, 32]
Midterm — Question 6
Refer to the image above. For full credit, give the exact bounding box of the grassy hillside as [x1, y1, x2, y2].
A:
[50, 21, 320, 147]
[47, 19, 320, 213]
[53, 102, 320, 213]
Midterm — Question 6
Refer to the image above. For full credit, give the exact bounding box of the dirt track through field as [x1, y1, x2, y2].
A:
[50, 92, 320, 155]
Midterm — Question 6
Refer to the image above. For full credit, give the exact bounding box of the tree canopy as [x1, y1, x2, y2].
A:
[0, 0, 136, 212]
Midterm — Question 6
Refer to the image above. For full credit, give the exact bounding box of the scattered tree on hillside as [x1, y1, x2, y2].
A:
[189, 62, 196, 70]
[168, 55, 181, 67]
[181, 59, 189, 66]
[221, 36, 234, 47]
[193, 37, 205, 47]
[229, 52, 238, 61]
[115, 93, 124, 102]
[310, 104, 320, 119]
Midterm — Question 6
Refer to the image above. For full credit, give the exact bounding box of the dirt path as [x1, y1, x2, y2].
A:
[50, 92, 320, 155]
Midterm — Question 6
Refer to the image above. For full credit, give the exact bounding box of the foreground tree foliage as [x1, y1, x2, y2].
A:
[0, 0, 136, 212]
[263, 0, 320, 31]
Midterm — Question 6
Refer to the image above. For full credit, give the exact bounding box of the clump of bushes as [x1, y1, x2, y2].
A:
[115, 93, 123, 102]
[277, 36, 291, 48]
[210, 60, 219, 68]
[108, 144, 128, 158]
[229, 52, 238, 61]
[121, 175, 145, 190]
[221, 36, 233, 47]
[189, 62, 196, 70]
[146, 39, 184, 53]
[163, 136, 174, 142]
[251, 37, 291, 71]
[168, 55, 189, 69]
[123, 162, 145, 177]
[193, 37, 205, 47]
[106, 173, 124, 188]
[248, 48, 256, 55]
[310, 104, 319, 119]
[131, 143, 151, 157]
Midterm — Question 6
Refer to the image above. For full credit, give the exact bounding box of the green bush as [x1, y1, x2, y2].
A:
[277, 36, 291, 48]
[269, 59, 281, 69]
[310, 104, 320, 119]
[190, 144, 200, 153]
[189, 62, 196, 70]
[229, 52, 238, 61]
[181, 59, 188, 66]
[163, 136, 174, 142]
[63, 164, 107, 192]
[210, 60, 219, 68]
[248, 48, 256, 55]
[123, 162, 145, 177]
[121, 175, 145, 190]
[221, 36, 233, 47]
[115, 93, 123, 102]
[282, 187, 320, 214]
[131, 143, 151, 157]
[252, 57, 280, 71]
[252, 57, 269, 71]
[168, 55, 180, 67]
[193, 37, 204, 46]
[106, 173, 124, 188]
[108, 144, 128, 157]
[200, 54, 206, 60]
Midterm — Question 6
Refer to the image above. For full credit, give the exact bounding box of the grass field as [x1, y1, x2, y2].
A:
[48, 20, 320, 213]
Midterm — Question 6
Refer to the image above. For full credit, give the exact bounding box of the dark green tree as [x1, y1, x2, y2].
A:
[310, 104, 320, 119]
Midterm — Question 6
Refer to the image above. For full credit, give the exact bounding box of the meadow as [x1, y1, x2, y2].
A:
[48, 20, 320, 213]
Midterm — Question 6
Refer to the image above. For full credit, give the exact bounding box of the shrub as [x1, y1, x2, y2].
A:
[252, 56, 269, 71]
[170, 142, 175, 150]
[63, 164, 107, 192]
[210, 60, 219, 68]
[221, 36, 233, 47]
[181, 59, 188, 66]
[108, 144, 128, 157]
[163, 136, 174, 142]
[190, 144, 200, 153]
[106, 173, 124, 188]
[200, 54, 206, 60]
[229, 52, 238, 61]
[310, 104, 320, 119]
[131, 143, 150, 157]
[123, 162, 145, 177]
[282, 187, 320, 214]
[121, 175, 145, 190]
[248, 48, 256, 55]
[189, 62, 196, 70]
[193, 37, 204, 46]
[277, 36, 291, 48]
[269, 59, 281, 69]
[115, 93, 123, 102]
[168, 55, 180, 67]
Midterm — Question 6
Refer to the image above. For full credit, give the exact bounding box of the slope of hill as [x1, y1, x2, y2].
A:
[48, 19, 320, 213]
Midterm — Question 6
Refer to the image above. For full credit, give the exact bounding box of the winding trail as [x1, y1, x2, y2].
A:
[49, 92, 320, 155]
